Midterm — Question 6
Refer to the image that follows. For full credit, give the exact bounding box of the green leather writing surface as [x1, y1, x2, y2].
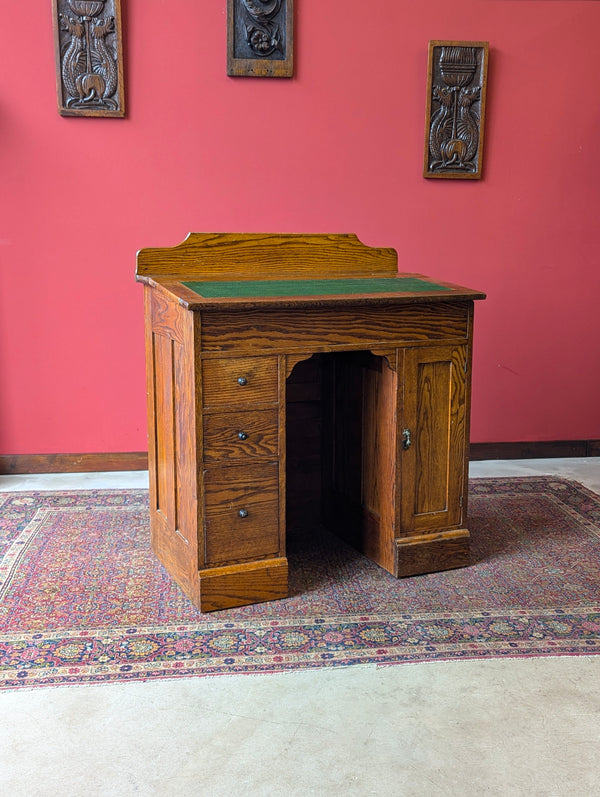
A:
[183, 277, 449, 298]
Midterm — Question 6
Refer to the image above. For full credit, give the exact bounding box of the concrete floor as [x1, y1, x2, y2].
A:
[1, 459, 599, 796]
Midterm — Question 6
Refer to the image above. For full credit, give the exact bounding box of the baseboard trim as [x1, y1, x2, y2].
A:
[1, 441, 599, 475]
[469, 440, 600, 461]
[0, 452, 149, 475]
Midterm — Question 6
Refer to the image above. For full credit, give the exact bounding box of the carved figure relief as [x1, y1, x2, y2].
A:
[243, 0, 283, 57]
[228, 0, 293, 77]
[52, 0, 125, 117]
[423, 41, 489, 179]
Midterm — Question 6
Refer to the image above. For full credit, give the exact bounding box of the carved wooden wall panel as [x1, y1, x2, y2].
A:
[227, 0, 293, 77]
[52, 0, 125, 117]
[423, 41, 489, 179]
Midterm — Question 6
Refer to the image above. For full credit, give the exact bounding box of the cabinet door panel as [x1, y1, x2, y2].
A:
[401, 344, 467, 534]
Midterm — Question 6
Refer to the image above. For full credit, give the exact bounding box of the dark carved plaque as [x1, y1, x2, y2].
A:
[52, 0, 125, 117]
[227, 0, 293, 77]
[423, 41, 489, 179]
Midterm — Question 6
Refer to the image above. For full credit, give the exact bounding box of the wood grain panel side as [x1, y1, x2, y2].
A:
[171, 304, 199, 551]
[144, 286, 158, 514]
[361, 352, 399, 573]
[146, 290, 200, 586]
[150, 287, 186, 345]
[153, 332, 177, 527]
[150, 509, 200, 603]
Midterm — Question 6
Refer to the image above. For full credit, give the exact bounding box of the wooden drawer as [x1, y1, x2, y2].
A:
[203, 409, 278, 462]
[203, 462, 280, 566]
[200, 302, 471, 353]
[202, 356, 278, 408]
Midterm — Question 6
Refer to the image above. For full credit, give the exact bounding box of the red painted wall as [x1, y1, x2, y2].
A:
[1, 1, 599, 455]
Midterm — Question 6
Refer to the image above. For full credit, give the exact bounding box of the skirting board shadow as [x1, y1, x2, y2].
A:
[0, 441, 599, 474]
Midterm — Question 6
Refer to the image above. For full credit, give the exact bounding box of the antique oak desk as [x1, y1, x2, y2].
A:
[136, 233, 485, 612]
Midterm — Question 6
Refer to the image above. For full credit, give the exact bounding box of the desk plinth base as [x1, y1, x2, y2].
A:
[159, 555, 289, 613]
[332, 501, 471, 581]
[152, 519, 468, 612]
[196, 559, 288, 612]
[394, 529, 471, 578]
[182, 535, 467, 614]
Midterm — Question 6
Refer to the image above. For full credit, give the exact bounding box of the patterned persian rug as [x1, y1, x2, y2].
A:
[1, 477, 599, 690]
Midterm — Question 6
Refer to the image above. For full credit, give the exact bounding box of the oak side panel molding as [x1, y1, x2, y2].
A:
[227, 0, 293, 77]
[424, 40, 489, 179]
[52, 0, 125, 117]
